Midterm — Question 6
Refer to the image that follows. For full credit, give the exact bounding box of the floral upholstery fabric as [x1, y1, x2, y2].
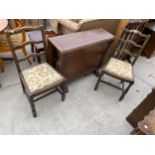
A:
[22, 63, 63, 93]
[104, 57, 133, 81]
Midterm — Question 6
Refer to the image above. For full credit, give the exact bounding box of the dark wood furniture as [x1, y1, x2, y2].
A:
[126, 19, 148, 31]
[94, 29, 150, 101]
[130, 107, 155, 135]
[142, 22, 155, 58]
[28, 31, 57, 63]
[5, 26, 67, 117]
[48, 28, 114, 81]
[138, 108, 155, 135]
[126, 88, 155, 128]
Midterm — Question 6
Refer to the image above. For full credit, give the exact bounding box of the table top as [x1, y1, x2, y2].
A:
[138, 108, 155, 135]
[48, 28, 114, 53]
[0, 19, 8, 32]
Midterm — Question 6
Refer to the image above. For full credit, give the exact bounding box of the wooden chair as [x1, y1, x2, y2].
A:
[94, 29, 150, 101]
[0, 19, 31, 72]
[5, 25, 67, 117]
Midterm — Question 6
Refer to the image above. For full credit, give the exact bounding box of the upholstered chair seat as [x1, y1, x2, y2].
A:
[22, 63, 64, 93]
[104, 57, 134, 82]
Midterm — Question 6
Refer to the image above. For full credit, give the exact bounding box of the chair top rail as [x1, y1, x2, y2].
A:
[5, 25, 44, 35]
[124, 28, 149, 38]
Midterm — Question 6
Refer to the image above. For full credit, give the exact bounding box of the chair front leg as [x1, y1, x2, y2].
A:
[119, 82, 134, 101]
[29, 97, 37, 117]
[21, 81, 25, 94]
[94, 71, 104, 91]
[26, 94, 37, 117]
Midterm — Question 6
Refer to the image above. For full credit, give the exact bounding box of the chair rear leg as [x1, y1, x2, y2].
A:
[22, 46, 32, 65]
[36, 49, 41, 64]
[94, 72, 104, 91]
[31, 44, 35, 62]
[61, 92, 65, 102]
[61, 83, 67, 101]
[119, 82, 134, 101]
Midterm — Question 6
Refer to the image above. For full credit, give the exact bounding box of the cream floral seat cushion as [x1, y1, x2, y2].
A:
[22, 63, 64, 93]
[104, 57, 134, 81]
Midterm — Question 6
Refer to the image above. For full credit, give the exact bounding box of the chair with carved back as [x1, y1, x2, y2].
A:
[94, 29, 150, 101]
[0, 19, 31, 72]
[5, 25, 67, 117]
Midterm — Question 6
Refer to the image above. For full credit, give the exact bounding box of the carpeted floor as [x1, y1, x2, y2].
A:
[0, 45, 155, 134]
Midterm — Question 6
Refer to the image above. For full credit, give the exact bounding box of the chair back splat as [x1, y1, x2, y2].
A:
[5, 26, 48, 74]
[114, 29, 151, 65]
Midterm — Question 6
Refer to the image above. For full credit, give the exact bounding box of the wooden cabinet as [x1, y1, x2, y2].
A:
[142, 22, 155, 58]
[48, 29, 114, 81]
